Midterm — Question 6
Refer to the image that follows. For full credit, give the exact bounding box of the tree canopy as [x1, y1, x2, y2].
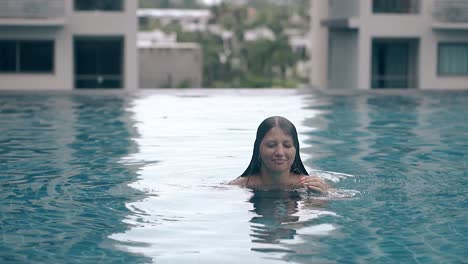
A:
[139, 0, 310, 88]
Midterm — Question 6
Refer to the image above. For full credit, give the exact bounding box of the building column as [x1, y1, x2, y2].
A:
[310, 0, 329, 89]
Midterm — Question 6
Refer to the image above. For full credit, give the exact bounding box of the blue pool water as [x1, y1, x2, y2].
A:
[0, 89, 466, 263]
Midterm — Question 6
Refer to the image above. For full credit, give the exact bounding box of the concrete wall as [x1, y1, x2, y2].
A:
[0, 0, 137, 90]
[329, 29, 358, 89]
[309, 0, 329, 89]
[139, 44, 202, 88]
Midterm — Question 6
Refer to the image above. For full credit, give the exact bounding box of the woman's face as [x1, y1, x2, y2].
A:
[259, 126, 296, 174]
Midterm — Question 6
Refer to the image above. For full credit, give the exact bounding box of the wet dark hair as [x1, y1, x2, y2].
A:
[240, 116, 309, 177]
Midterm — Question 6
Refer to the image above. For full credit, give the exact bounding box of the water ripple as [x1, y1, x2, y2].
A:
[1, 90, 467, 263]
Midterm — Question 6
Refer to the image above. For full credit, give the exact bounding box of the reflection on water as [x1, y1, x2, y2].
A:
[248, 190, 334, 257]
[302, 92, 467, 263]
[0, 94, 149, 263]
[110, 90, 334, 263]
[66, 96, 147, 261]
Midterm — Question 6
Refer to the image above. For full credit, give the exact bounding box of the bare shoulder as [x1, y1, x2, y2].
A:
[228, 177, 249, 186]
[229, 175, 262, 187]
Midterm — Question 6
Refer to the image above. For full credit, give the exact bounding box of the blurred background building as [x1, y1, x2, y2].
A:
[1, 0, 310, 90]
[311, 0, 468, 90]
[0, 0, 137, 90]
[131, 0, 311, 88]
[138, 40, 202, 88]
[137, 9, 203, 88]
[2, 0, 467, 90]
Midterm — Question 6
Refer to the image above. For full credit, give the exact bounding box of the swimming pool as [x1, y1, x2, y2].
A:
[0, 89, 466, 263]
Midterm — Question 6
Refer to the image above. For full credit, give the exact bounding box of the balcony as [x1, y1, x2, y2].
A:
[0, 0, 66, 26]
[432, 0, 468, 30]
[321, 0, 360, 29]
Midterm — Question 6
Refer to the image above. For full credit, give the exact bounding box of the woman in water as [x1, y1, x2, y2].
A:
[230, 116, 329, 194]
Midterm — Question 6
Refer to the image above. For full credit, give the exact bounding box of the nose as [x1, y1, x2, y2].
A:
[273, 145, 285, 156]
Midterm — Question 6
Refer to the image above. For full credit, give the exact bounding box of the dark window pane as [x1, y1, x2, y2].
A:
[74, 0, 93, 10]
[98, 39, 123, 75]
[75, 79, 97, 88]
[373, 0, 419, 13]
[0, 41, 17, 72]
[371, 41, 410, 88]
[75, 38, 122, 75]
[100, 78, 122, 88]
[74, 37, 123, 89]
[75, 77, 121, 89]
[438, 44, 468, 75]
[19, 41, 54, 72]
[74, 0, 123, 11]
[75, 40, 98, 75]
[97, 0, 123, 11]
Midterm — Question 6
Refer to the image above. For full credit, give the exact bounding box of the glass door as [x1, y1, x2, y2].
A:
[371, 39, 418, 89]
[74, 37, 123, 89]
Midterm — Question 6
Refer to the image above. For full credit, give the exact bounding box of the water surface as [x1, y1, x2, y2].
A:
[0, 89, 466, 263]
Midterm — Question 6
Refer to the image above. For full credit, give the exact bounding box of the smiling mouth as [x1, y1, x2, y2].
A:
[272, 159, 287, 163]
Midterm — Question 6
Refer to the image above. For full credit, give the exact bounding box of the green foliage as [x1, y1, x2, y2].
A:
[241, 73, 273, 88]
[177, 80, 192, 88]
[243, 37, 296, 78]
[139, 17, 161, 31]
[251, 5, 290, 34]
[139, 0, 310, 88]
[161, 21, 182, 34]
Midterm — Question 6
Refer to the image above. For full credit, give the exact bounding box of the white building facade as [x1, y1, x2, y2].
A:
[139, 43, 202, 88]
[311, 0, 468, 89]
[0, 0, 137, 90]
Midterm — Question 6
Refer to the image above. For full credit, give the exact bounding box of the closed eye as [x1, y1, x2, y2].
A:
[266, 143, 277, 148]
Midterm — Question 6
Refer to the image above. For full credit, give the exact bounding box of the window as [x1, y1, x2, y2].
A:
[372, 40, 412, 88]
[74, 37, 124, 89]
[373, 0, 419, 14]
[438, 43, 468, 76]
[74, 0, 123, 11]
[0, 40, 54, 73]
[0, 42, 16, 72]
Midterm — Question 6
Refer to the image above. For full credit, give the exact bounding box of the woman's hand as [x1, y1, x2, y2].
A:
[299, 176, 329, 194]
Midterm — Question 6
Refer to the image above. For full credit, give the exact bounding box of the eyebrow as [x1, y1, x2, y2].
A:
[264, 139, 293, 143]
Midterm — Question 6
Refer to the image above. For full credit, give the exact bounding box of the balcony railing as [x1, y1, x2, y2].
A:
[0, 0, 65, 19]
[328, 0, 360, 19]
[433, 0, 468, 23]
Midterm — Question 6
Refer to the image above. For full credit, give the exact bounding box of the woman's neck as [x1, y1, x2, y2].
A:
[259, 167, 291, 186]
